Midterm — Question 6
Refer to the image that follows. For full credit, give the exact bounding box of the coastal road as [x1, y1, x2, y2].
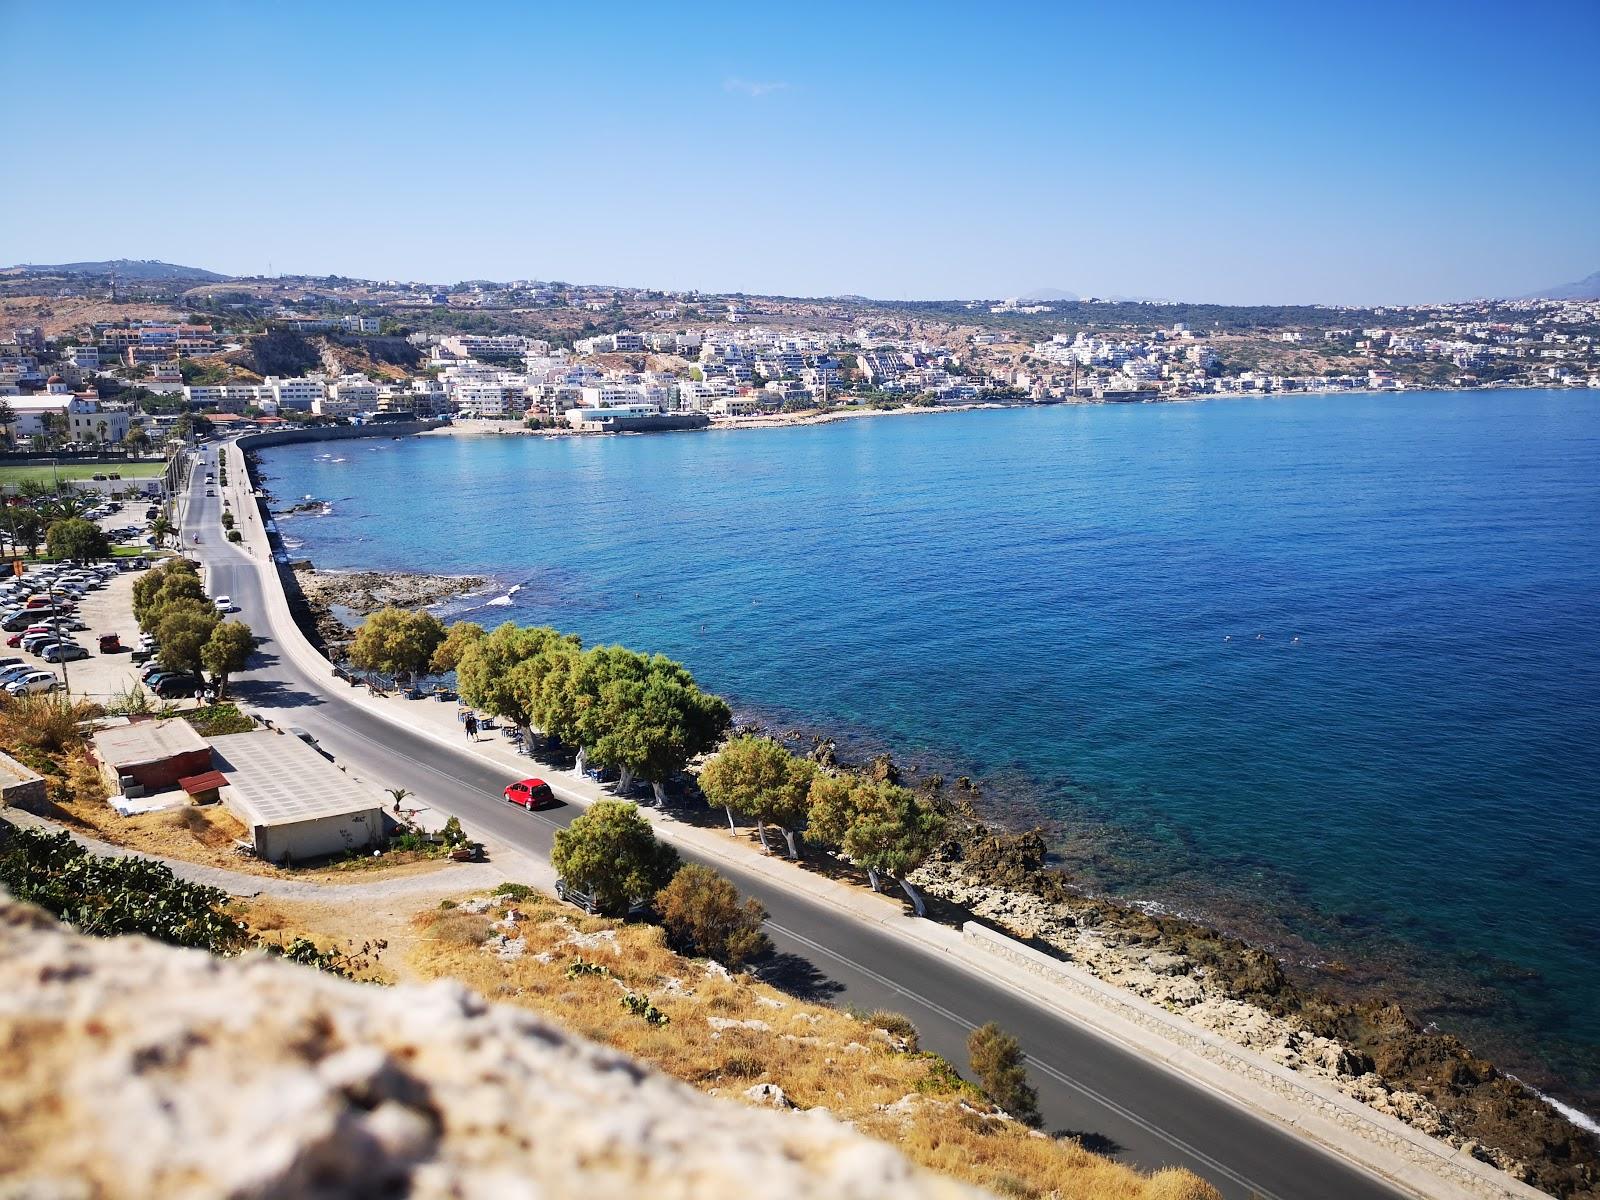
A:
[184, 448, 1408, 1200]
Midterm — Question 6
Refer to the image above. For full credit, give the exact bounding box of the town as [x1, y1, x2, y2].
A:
[2, 261, 1597, 447]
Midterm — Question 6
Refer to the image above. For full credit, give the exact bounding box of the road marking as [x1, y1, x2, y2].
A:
[767, 919, 1287, 1200]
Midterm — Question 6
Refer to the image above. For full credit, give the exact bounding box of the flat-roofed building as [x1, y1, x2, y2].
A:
[209, 730, 385, 863]
[91, 718, 213, 795]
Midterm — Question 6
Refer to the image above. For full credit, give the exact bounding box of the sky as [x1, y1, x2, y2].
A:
[5, 0, 1598, 305]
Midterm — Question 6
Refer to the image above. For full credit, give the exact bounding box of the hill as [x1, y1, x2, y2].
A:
[1522, 270, 1600, 300]
[1019, 287, 1079, 301]
[1, 258, 228, 282]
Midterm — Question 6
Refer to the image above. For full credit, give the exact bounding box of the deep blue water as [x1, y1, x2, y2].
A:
[259, 391, 1600, 1109]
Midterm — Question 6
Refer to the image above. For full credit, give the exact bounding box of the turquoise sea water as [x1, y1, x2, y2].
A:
[259, 390, 1600, 1110]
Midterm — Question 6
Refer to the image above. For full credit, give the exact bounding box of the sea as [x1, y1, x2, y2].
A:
[257, 389, 1600, 1117]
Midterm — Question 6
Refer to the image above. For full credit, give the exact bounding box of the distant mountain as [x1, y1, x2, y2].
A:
[1521, 270, 1600, 300]
[2, 258, 229, 282]
[1019, 287, 1078, 301]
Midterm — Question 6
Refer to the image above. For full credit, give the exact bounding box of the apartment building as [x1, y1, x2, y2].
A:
[267, 375, 327, 412]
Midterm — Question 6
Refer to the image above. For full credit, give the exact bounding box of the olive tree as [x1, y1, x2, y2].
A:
[699, 735, 816, 857]
[807, 774, 946, 915]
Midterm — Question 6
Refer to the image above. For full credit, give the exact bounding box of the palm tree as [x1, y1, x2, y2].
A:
[0, 398, 15, 448]
[150, 514, 173, 547]
[96, 419, 109, 447]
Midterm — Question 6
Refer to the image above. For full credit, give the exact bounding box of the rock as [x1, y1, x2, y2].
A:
[0, 892, 981, 1200]
[745, 1083, 793, 1109]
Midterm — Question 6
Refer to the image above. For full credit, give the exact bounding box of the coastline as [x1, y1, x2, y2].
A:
[416, 381, 1585, 443]
[246, 418, 1600, 1197]
[263, 551, 1598, 1197]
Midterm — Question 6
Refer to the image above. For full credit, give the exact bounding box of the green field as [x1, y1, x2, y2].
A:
[0, 462, 167, 485]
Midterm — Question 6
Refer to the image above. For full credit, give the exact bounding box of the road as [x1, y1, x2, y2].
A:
[182, 443, 1407, 1200]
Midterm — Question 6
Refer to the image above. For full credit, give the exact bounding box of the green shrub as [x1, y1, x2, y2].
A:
[226, 529, 242, 543]
[620, 992, 669, 1025]
[493, 882, 535, 901]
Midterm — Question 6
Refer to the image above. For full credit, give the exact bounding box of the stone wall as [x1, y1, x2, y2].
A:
[0, 751, 46, 814]
[0, 892, 982, 1200]
[236, 420, 447, 450]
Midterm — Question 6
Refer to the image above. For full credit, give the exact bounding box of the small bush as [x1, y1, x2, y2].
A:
[967, 1022, 1041, 1127]
[655, 863, 769, 967]
[493, 882, 535, 901]
[184, 703, 254, 737]
[226, 529, 242, 543]
[565, 957, 610, 979]
[438, 899, 458, 910]
[869, 1010, 921, 1051]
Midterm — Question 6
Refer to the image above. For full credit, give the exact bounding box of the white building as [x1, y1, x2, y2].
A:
[267, 375, 327, 412]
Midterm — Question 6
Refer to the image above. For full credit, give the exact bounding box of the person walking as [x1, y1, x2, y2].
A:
[464, 713, 478, 741]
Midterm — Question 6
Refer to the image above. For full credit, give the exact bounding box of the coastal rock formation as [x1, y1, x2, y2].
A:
[0, 892, 981, 1200]
[909, 827, 1600, 1198]
[293, 565, 489, 616]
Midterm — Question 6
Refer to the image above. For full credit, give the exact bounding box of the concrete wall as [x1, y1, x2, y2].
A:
[236, 420, 447, 451]
[0, 751, 47, 814]
[250, 807, 382, 863]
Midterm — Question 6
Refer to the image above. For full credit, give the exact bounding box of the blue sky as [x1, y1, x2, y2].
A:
[6, 0, 1597, 304]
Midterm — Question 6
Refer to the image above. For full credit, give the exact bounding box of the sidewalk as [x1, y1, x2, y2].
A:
[216, 441, 1542, 1200]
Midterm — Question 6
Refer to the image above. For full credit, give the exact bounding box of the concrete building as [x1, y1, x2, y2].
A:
[209, 730, 385, 863]
[91, 719, 214, 797]
[266, 376, 326, 412]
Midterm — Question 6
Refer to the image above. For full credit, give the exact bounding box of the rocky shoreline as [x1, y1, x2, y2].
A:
[904, 812, 1598, 1198]
[288, 563, 489, 657]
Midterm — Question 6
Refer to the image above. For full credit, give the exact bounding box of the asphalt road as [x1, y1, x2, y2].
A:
[183, 444, 1408, 1200]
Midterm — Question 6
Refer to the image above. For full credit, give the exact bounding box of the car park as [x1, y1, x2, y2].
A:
[503, 778, 557, 811]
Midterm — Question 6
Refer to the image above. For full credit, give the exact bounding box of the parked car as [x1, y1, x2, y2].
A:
[554, 878, 651, 919]
[42, 643, 89, 663]
[5, 672, 58, 696]
[152, 674, 201, 698]
[0, 666, 37, 687]
[503, 777, 557, 811]
[130, 647, 154, 665]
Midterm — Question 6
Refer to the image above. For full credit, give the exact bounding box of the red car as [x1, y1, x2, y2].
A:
[503, 778, 556, 811]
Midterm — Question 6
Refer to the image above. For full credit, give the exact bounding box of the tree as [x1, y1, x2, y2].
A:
[700, 735, 816, 857]
[133, 558, 206, 629]
[45, 517, 110, 562]
[806, 771, 864, 851]
[0, 398, 15, 446]
[655, 864, 768, 966]
[149, 514, 173, 547]
[123, 426, 152, 456]
[455, 622, 581, 736]
[154, 598, 221, 675]
[428, 620, 485, 673]
[348, 606, 446, 681]
[550, 799, 679, 917]
[589, 655, 730, 803]
[2, 508, 44, 559]
[838, 781, 946, 917]
[967, 1023, 1041, 1127]
[200, 620, 255, 697]
[806, 775, 946, 914]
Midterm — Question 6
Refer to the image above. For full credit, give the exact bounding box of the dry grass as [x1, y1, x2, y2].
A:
[393, 890, 1220, 1200]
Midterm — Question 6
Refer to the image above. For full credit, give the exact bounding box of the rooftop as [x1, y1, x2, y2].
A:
[209, 730, 382, 828]
[91, 718, 208, 771]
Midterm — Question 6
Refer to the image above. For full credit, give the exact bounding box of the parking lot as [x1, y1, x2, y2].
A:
[1, 497, 204, 708]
